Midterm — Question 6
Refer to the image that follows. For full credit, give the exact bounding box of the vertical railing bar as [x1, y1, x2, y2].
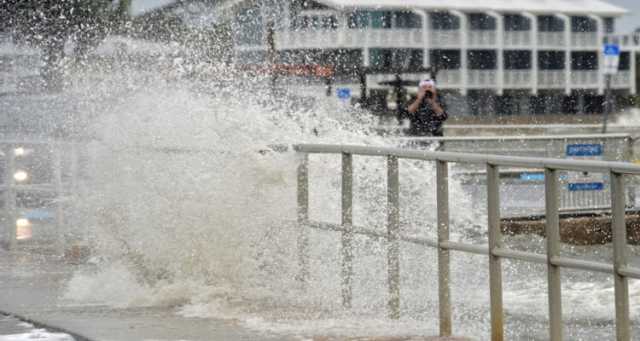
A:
[52, 142, 64, 253]
[545, 168, 563, 341]
[387, 155, 401, 320]
[296, 153, 310, 287]
[436, 160, 452, 336]
[341, 152, 354, 309]
[4, 145, 16, 250]
[487, 163, 504, 341]
[611, 171, 631, 341]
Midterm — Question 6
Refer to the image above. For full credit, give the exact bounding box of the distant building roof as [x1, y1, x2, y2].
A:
[316, 0, 628, 16]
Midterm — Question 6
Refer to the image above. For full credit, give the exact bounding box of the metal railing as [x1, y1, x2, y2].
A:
[293, 143, 640, 341]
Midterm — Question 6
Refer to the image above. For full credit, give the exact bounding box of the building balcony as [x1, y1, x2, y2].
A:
[430, 30, 462, 48]
[504, 70, 532, 88]
[538, 70, 566, 89]
[504, 31, 532, 48]
[570, 70, 599, 88]
[537, 32, 566, 48]
[468, 30, 497, 48]
[367, 29, 424, 48]
[436, 70, 462, 88]
[276, 29, 343, 49]
[611, 71, 632, 89]
[276, 28, 424, 50]
[275, 28, 607, 51]
[467, 70, 497, 88]
[571, 32, 599, 48]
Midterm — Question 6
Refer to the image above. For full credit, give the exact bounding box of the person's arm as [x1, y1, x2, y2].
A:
[425, 89, 446, 117]
[407, 86, 427, 114]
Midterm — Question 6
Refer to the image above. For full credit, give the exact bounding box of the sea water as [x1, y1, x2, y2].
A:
[38, 48, 640, 340]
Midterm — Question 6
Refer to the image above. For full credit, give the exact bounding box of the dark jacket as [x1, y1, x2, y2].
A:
[407, 95, 448, 136]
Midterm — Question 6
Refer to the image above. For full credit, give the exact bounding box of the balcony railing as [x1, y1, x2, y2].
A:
[611, 71, 632, 89]
[538, 70, 566, 88]
[367, 29, 424, 47]
[537, 32, 566, 48]
[571, 32, 599, 48]
[570, 70, 599, 88]
[276, 27, 611, 51]
[436, 70, 462, 88]
[468, 70, 497, 88]
[504, 70, 532, 88]
[468, 30, 497, 47]
[504, 31, 532, 47]
[430, 30, 462, 48]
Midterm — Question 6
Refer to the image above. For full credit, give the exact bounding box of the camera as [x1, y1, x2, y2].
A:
[425, 90, 433, 99]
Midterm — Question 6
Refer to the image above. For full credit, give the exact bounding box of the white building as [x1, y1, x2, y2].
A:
[229, 0, 638, 115]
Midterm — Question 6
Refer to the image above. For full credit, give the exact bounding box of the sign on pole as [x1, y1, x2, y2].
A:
[337, 88, 351, 102]
[603, 44, 620, 75]
[566, 144, 604, 191]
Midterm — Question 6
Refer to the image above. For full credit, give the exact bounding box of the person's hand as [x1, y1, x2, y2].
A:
[423, 84, 437, 104]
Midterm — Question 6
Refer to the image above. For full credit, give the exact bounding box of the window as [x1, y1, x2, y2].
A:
[430, 50, 461, 70]
[371, 11, 392, 29]
[539, 51, 565, 70]
[604, 17, 615, 33]
[571, 52, 598, 70]
[504, 15, 530, 31]
[348, 11, 369, 28]
[504, 51, 531, 69]
[369, 49, 423, 71]
[468, 50, 496, 69]
[430, 12, 460, 30]
[538, 15, 564, 32]
[571, 16, 596, 32]
[619, 52, 630, 70]
[394, 11, 421, 29]
[469, 13, 496, 30]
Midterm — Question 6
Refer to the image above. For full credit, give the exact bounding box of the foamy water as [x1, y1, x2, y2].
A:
[40, 43, 639, 340]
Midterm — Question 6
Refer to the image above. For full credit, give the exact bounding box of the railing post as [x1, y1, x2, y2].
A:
[487, 164, 504, 341]
[3, 145, 16, 250]
[387, 155, 401, 319]
[341, 152, 354, 309]
[53, 142, 65, 251]
[296, 153, 310, 287]
[611, 171, 631, 341]
[545, 168, 563, 341]
[436, 160, 452, 336]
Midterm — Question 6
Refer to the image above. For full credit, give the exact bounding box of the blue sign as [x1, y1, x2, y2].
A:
[24, 209, 54, 220]
[520, 172, 545, 181]
[337, 88, 351, 100]
[568, 183, 604, 191]
[566, 144, 603, 157]
[603, 44, 620, 56]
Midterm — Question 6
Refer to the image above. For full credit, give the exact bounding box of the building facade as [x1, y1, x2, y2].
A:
[231, 0, 637, 115]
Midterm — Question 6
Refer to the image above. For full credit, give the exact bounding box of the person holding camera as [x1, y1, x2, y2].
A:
[406, 79, 448, 137]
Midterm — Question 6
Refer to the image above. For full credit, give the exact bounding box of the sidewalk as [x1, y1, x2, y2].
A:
[0, 249, 294, 341]
[0, 248, 471, 341]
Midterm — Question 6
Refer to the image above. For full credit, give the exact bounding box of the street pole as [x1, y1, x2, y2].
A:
[602, 74, 612, 134]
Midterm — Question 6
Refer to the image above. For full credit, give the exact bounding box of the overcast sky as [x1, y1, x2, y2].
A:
[133, 0, 639, 33]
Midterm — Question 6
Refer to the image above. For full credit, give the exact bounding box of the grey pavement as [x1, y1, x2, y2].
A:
[0, 248, 470, 341]
[0, 248, 296, 341]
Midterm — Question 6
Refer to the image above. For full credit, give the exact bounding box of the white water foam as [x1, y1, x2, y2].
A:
[55, 44, 639, 339]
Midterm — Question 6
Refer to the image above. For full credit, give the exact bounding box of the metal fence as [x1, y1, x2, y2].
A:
[0, 139, 79, 251]
[294, 143, 640, 341]
[398, 134, 636, 215]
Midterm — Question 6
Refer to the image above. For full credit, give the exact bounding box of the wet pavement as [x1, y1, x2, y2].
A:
[0, 248, 470, 341]
[0, 249, 295, 341]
